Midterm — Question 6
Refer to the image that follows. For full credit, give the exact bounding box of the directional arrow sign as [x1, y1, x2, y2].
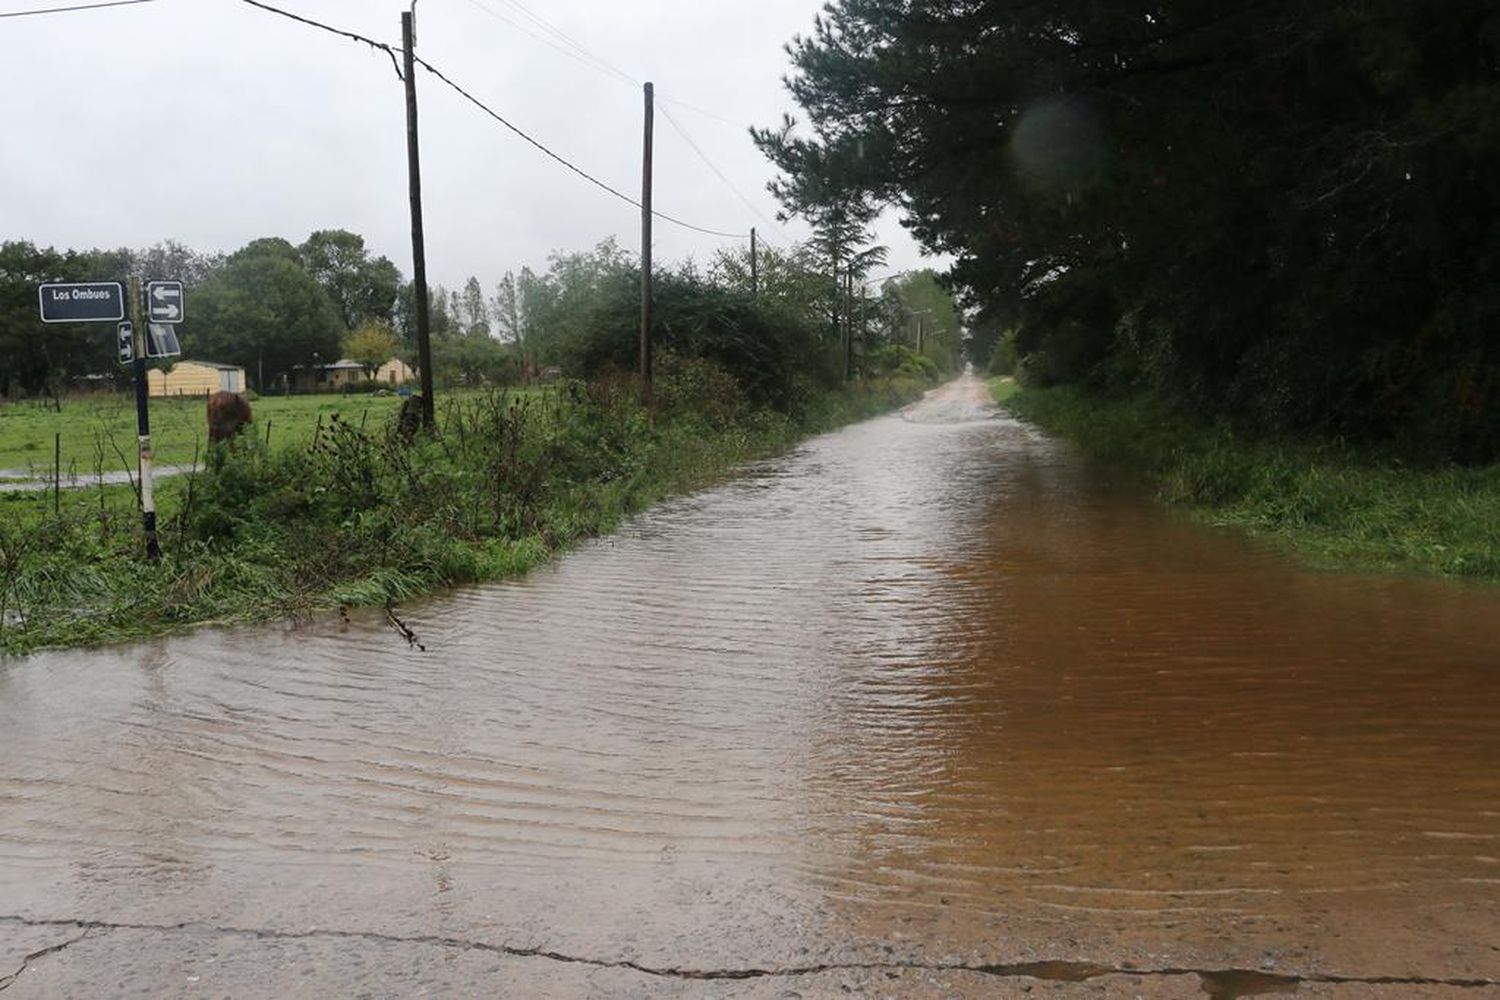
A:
[117, 322, 135, 365]
[147, 281, 184, 323]
[38, 282, 125, 323]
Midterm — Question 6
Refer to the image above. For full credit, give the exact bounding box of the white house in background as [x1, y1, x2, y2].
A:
[147, 360, 246, 397]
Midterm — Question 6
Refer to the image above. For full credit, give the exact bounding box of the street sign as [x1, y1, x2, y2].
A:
[146, 281, 184, 323]
[117, 322, 135, 365]
[38, 281, 125, 324]
[145, 323, 181, 359]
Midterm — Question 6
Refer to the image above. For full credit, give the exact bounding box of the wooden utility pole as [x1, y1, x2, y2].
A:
[750, 227, 759, 295]
[640, 81, 655, 403]
[855, 282, 865, 379]
[843, 267, 854, 382]
[402, 10, 436, 430]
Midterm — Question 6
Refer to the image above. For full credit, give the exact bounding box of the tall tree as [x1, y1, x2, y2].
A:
[492, 271, 526, 366]
[135, 239, 223, 287]
[187, 240, 343, 390]
[460, 276, 489, 336]
[298, 230, 401, 332]
[756, 0, 1500, 460]
[752, 116, 884, 355]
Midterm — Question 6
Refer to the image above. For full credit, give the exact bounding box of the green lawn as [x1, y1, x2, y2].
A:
[986, 375, 1020, 404]
[0, 390, 555, 479]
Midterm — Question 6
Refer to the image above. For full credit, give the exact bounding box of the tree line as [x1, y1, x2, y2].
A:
[754, 0, 1500, 461]
[1, 229, 964, 404]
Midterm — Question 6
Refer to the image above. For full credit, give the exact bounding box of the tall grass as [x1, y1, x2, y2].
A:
[999, 385, 1500, 580]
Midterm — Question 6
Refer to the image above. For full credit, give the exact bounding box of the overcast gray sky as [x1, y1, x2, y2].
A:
[1, 0, 942, 296]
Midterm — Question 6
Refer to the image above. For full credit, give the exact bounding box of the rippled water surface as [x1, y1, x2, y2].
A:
[2, 377, 1497, 987]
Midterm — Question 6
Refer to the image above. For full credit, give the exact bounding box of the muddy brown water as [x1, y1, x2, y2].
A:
[1, 377, 1497, 997]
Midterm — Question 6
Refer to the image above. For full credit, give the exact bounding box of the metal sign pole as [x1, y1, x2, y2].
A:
[128, 276, 159, 561]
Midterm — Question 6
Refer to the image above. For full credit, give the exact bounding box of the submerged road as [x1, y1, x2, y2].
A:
[2, 376, 1497, 998]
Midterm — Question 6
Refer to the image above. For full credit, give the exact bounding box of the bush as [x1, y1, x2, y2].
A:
[868, 344, 940, 381]
[549, 268, 833, 412]
[986, 331, 1019, 376]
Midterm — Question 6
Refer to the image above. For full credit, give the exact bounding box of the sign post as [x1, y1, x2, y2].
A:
[39, 277, 182, 562]
[127, 277, 160, 561]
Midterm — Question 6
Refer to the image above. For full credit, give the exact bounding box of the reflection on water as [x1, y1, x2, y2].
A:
[1, 377, 1496, 979]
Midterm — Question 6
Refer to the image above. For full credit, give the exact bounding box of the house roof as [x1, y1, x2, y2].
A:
[169, 360, 242, 372]
[326, 359, 364, 370]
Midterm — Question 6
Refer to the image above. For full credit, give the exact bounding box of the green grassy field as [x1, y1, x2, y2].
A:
[992, 381, 1500, 580]
[0, 390, 565, 479]
[0, 392, 404, 478]
[986, 375, 1020, 404]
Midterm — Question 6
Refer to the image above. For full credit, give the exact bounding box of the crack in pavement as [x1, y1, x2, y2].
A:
[0, 926, 101, 993]
[2, 915, 1496, 994]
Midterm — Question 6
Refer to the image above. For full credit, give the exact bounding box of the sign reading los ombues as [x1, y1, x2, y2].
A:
[38, 282, 126, 324]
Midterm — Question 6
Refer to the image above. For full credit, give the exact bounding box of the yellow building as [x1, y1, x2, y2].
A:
[148, 360, 246, 397]
[376, 357, 415, 385]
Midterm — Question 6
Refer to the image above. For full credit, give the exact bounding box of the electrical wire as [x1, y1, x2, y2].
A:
[413, 54, 746, 238]
[657, 100, 786, 237]
[489, 0, 639, 86]
[456, 0, 635, 87]
[450, 0, 750, 131]
[0, 0, 154, 18]
[237, 0, 749, 240]
[239, 0, 402, 78]
[451, 0, 776, 231]
[657, 94, 747, 129]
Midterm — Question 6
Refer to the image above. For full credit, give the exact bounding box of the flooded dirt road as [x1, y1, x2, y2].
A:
[2, 376, 1497, 997]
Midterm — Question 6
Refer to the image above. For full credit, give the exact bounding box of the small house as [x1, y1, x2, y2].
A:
[289, 359, 364, 393]
[322, 359, 365, 389]
[376, 357, 415, 386]
[148, 360, 246, 397]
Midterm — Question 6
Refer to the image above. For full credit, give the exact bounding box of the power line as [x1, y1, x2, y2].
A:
[238, 0, 403, 78]
[450, 0, 750, 132]
[412, 54, 746, 239]
[448, 1, 774, 226]
[456, 0, 634, 87]
[657, 94, 748, 130]
[237, 0, 747, 240]
[489, 0, 639, 86]
[0, 0, 154, 18]
[657, 100, 786, 237]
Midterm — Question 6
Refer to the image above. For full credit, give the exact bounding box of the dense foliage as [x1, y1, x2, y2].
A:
[757, 1, 1500, 461]
[3, 225, 965, 403]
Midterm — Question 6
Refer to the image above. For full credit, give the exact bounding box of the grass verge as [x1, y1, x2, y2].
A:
[992, 382, 1500, 580]
[0, 363, 931, 655]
